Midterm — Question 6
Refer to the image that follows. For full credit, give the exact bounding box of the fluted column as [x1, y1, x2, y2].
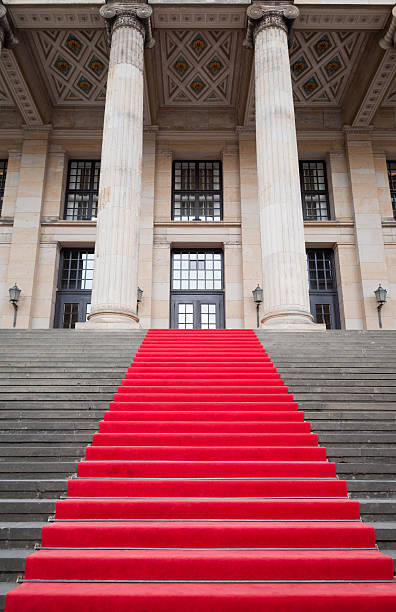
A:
[246, 4, 319, 329]
[87, 2, 154, 328]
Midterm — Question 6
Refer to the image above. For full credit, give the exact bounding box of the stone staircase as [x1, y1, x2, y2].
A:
[255, 330, 396, 573]
[0, 330, 147, 608]
[0, 329, 395, 609]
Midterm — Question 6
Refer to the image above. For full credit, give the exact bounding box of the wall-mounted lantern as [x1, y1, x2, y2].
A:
[252, 284, 263, 329]
[137, 286, 143, 316]
[374, 284, 387, 329]
[8, 283, 21, 328]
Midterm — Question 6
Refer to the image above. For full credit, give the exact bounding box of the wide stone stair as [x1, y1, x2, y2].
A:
[256, 330, 396, 573]
[0, 330, 147, 609]
[0, 329, 395, 608]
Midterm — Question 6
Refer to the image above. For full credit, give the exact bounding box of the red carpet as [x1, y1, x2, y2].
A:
[5, 329, 396, 611]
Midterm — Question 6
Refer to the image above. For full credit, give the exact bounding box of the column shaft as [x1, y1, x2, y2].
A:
[88, 8, 148, 328]
[251, 7, 317, 329]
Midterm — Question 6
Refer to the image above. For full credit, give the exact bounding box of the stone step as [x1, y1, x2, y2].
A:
[0, 480, 67, 499]
[0, 448, 85, 458]
[306, 411, 396, 421]
[367, 522, 396, 549]
[0, 379, 122, 386]
[311, 422, 396, 431]
[0, 548, 31, 581]
[327, 447, 396, 458]
[0, 421, 100, 429]
[0, 411, 105, 420]
[356, 499, 396, 521]
[302, 402, 396, 411]
[0, 500, 56, 521]
[318, 433, 396, 444]
[346, 481, 396, 499]
[0, 522, 46, 549]
[0, 434, 91, 444]
[0, 583, 17, 612]
[295, 393, 396, 401]
[0, 394, 114, 402]
[0, 462, 78, 478]
[335, 463, 396, 477]
[0, 402, 110, 410]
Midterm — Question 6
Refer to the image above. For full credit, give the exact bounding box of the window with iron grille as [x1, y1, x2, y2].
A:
[386, 161, 396, 220]
[172, 161, 223, 221]
[307, 249, 336, 292]
[60, 248, 94, 290]
[64, 160, 100, 220]
[171, 250, 223, 291]
[0, 159, 8, 216]
[300, 160, 331, 221]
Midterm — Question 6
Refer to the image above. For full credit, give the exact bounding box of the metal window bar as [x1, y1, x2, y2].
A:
[64, 160, 100, 221]
[386, 160, 396, 220]
[0, 159, 8, 217]
[171, 249, 224, 292]
[307, 249, 335, 293]
[299, 160, 331, 221]
[172, 161, 223, 221]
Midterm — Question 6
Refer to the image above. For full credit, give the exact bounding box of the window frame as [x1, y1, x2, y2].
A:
[58, 247, 95, 292]
[299, 160, 331, 222]
[63, 160, 100, 221]
[0, 159, 8, 217]
[171, 160, 223, 222]
[386, 160, 396, 220]
[170, 248, 225, 293]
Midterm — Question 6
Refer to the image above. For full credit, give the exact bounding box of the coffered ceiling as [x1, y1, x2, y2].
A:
[157, 29, 243, 107]
[0, 2, 395, 130]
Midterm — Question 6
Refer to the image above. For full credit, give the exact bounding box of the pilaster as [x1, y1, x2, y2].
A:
[345, 127, 393, 330]
[2, 129, 50, 328]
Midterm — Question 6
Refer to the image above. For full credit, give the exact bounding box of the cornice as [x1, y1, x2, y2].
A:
[154, 221, 241, 228]
[7, 4, 390, 32]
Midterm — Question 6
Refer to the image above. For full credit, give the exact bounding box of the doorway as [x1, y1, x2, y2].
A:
[170, 249, 225, 329]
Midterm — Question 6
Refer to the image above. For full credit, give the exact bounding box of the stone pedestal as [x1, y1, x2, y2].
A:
[85, 2, 154, 329]
[246, 4, 322, 330]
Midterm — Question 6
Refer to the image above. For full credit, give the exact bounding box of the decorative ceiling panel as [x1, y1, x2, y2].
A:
[30, 29, 108, 106]
[159, 29, 241, 107]
[290, 31, 368, 106]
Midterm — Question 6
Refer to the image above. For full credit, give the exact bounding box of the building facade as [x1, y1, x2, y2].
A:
[0, 0, 395, 330]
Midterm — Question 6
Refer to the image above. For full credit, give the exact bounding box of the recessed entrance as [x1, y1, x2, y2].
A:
[170, 249, 225, 329]
[54, 248, 94, 328]
[307, 249, 341, 330]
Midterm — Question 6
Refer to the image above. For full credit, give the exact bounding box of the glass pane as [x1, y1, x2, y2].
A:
[307, 249, 335, 293]
[315, 303, 332, 330]
[62, 303, 79, 329]
[172, 161, 222, 221]
[65, 160, 100, 221]
[201, 303, 216, 329]
[61, 249, 95, 290]
[171, 250, 223, 290]
[301, 161, 329, 221]
[178, 303, 194, 329]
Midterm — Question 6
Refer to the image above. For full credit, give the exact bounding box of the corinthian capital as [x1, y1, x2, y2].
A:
[0, 4, 18, 56]
[100, 1, 155, 49]
[244, 3, 299, 49]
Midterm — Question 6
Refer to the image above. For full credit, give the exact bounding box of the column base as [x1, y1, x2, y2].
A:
[260, 311, 326, 332]
[75, 311, 141, 330]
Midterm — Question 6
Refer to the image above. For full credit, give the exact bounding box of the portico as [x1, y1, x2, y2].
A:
[0, 0, 395, 331]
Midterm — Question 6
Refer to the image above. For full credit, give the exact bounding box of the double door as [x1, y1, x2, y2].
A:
[170, 293, 224, 329]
